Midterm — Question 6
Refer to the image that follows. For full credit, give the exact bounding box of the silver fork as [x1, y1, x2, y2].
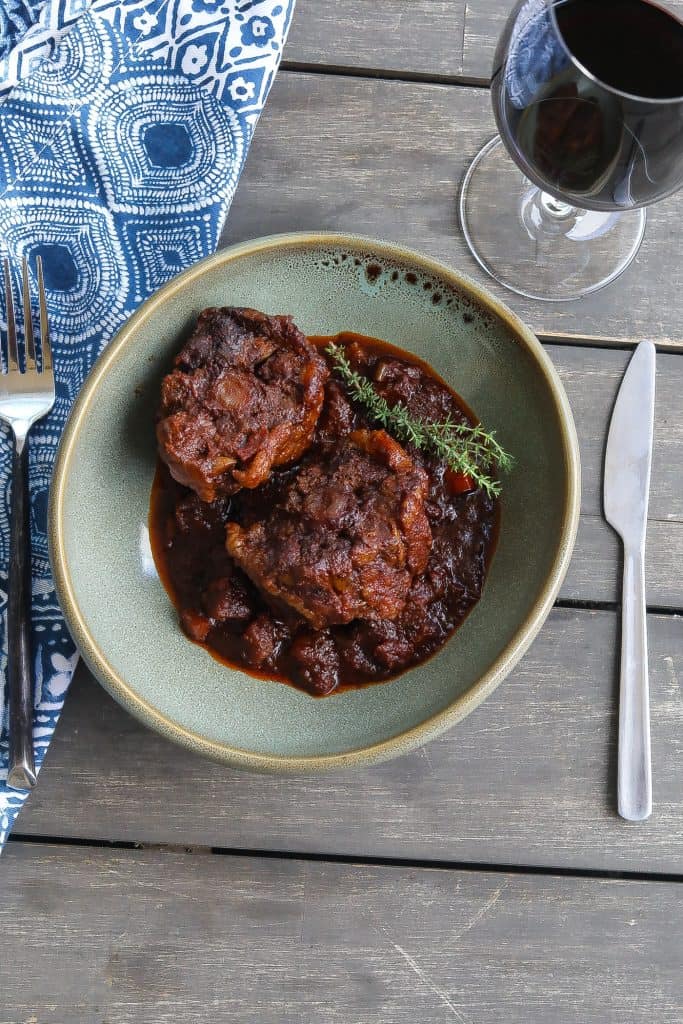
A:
[1, 256, 54, 790]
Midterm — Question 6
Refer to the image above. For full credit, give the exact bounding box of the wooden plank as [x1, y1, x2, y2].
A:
[564, 516, 683, 610]
[2, 843, 682, 1023]
[545, 345, 683, 525]
[463, 0, 683, 79]
[18, 608, 683, 872]
[286, 1, 683, 83]
[224, 71, 683, 346]
[286, 1, 683, 81]
[461, 0, 510, 80]
[282, 2, 514, 82]
[285, 0, 468, 78]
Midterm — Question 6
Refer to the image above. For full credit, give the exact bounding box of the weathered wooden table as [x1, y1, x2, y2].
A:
[4, 4, 682, 1021]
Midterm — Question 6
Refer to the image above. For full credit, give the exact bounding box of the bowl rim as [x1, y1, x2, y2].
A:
[49, 231, 581, 773]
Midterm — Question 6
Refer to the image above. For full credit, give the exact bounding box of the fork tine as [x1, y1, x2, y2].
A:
[4, 258, 19, 373]
[36, 256, 52, 373]
[22, 257, 36, 371]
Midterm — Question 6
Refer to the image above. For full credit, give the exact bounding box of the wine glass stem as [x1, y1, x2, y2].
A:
[539, 192, 576, 220]
[520, 185, 582, 243]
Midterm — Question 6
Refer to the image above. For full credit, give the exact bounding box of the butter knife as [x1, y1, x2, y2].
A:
[604, 341, 656, 822]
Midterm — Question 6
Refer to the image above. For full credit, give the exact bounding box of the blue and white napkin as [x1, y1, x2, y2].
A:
[0, 0, 295, 845]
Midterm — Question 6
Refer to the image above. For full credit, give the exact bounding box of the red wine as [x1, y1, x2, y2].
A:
[556, 0, 683, 100]
[491, 0, 683, 210]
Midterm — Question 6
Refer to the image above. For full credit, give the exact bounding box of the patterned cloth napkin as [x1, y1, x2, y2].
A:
[0, 0, 295, 845]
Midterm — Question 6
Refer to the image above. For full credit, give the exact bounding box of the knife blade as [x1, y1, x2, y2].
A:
[604, 341, 656, 543]
[603, 341, 656, 822]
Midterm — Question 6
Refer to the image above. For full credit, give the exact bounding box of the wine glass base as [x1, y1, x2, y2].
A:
[459, 138, 647, 303]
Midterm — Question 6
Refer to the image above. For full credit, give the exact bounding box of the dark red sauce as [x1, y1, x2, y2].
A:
[150, 333, 499, 696]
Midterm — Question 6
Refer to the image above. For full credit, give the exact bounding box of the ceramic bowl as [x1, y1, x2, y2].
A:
[49, 233, 580, 771]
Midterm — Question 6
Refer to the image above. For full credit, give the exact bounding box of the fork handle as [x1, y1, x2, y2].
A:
[7, 436, 36, 790]
[617, 544, 651, 821]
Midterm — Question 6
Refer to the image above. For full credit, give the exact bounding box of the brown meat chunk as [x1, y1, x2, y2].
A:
[226, 429, 432, 629]
[290, 630, 340, 695]
[314, 379, 357, 451]
[157, 307, 328, 501]
[372, 357, 469, 427]
[180, 608, 212, 643]
[201, 576, 252, 624]
[242, 614, 287, 669]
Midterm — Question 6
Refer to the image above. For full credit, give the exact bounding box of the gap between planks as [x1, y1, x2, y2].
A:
[554, 599, 682, 618]
[280, 59, 490, 89]
[539, 333, 683, 355]
[9, 833, 683, 885]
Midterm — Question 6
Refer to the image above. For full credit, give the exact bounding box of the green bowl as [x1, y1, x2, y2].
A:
[49, 233, 580, 771]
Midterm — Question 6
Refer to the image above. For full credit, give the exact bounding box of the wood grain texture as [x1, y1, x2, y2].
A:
[286, 0, 468, 77]
[545, 345, 682, 525]
[285, 0, 683, 82]
[18, 609, 683, 872]
[223, 71, 683, 346]
[286, 0, 683, 81]
[564, 516, 683, 609]
[462, 0, 683, 79]
[286, 0, 683, 82]
[2, 842, 682, 1024]
[460, 0, 524, 79]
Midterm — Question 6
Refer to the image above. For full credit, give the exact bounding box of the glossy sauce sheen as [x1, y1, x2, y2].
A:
[150, 334, 499, 696]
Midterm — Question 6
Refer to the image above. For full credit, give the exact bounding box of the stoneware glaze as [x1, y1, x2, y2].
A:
[49, 233, 581, 771]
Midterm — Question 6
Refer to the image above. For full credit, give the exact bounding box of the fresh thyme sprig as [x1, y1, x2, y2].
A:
[326, 342, 513, 498]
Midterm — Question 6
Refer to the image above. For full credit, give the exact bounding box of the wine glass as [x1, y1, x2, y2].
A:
[459, 0, 683, 301]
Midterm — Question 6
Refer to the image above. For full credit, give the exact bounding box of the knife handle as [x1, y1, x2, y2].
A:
[618, 545, 652, 821]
